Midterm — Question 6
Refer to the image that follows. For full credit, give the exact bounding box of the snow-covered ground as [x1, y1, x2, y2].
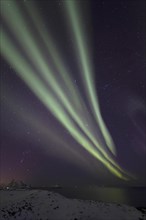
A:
[0, 190, 145, 220]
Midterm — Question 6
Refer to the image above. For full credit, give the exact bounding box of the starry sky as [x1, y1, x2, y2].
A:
[0, 0, 146, 187]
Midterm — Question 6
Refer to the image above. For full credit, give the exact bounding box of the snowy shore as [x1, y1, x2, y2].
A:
[0, 190, 145, 220]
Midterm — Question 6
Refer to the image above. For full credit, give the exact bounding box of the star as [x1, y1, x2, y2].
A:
[20, 159, 24, 164]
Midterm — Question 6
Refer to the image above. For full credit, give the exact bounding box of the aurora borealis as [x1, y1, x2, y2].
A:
[0, 0, 146, 186]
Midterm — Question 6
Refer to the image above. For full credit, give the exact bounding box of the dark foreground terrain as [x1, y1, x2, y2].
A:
[0, 190, 145, 220]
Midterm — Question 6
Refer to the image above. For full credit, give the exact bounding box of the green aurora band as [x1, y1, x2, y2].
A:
[0, 0, 131, 180]
[64, 0, 116, 155]
[1, 0, 121, 172]
[23, 1, 122, 168]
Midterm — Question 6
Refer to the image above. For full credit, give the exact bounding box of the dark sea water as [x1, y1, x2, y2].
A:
[49, 186, 146, 207]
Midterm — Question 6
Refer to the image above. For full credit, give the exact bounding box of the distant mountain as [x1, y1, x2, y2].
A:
[6, 180, 31, 189]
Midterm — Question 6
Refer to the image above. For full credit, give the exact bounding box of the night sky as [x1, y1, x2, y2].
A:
[0, 0, 146, 187]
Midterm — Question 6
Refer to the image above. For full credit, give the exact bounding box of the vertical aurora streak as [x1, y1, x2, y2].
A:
[0, 0, 131, 180]
[1, 0, 121, 172]
[64, 0, 116, 155]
